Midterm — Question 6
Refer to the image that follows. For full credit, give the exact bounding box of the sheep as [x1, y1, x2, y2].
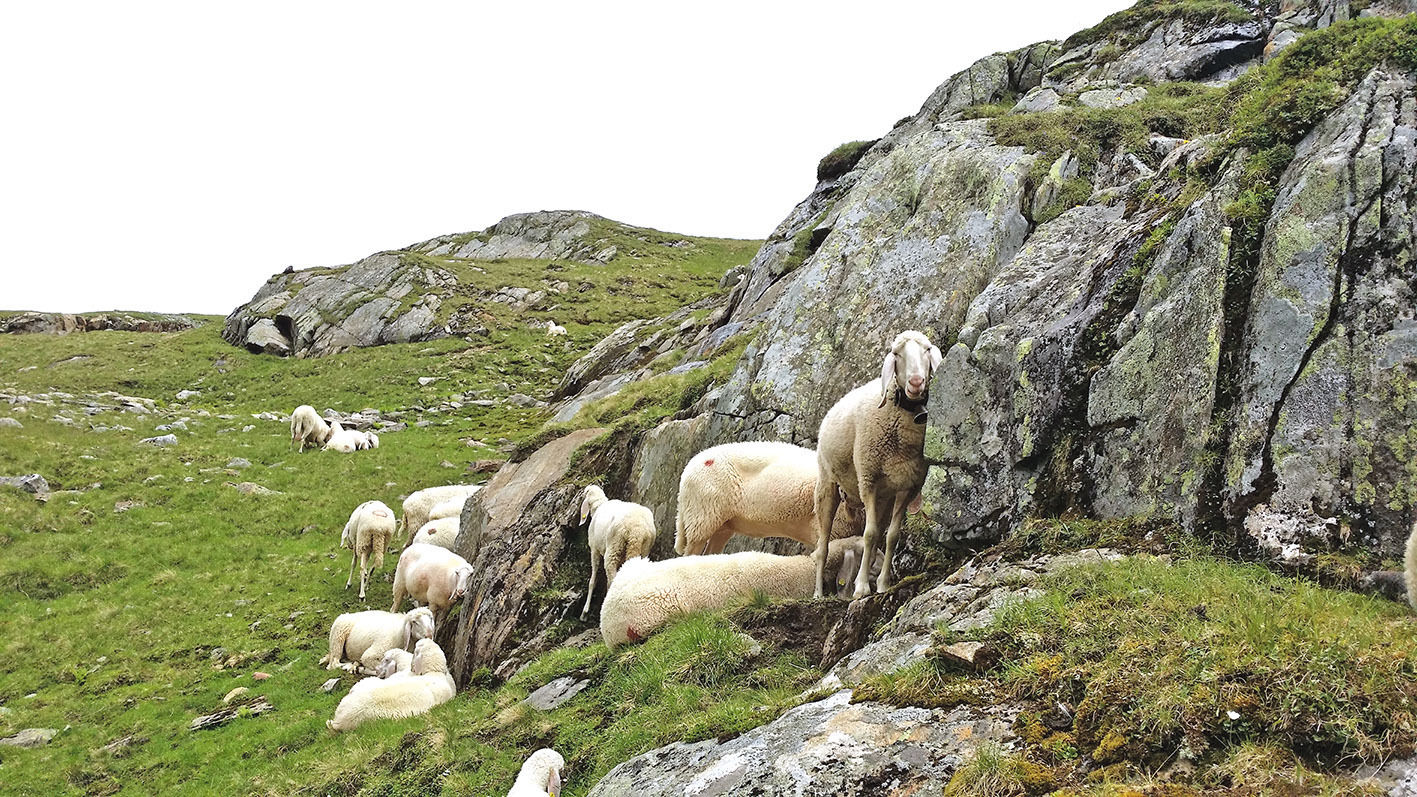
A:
[290, 404, 331, 451]
[428, 498, 464, 522]
[341, 500, 396, 599]
[599, 536, 868, 648]
[578, 485, 657, 621]
[1405, 520, 1417, 611]
[674, 441, 865, 556]
[545, 320, 567, 337]
[326, 638, 456, 732]
[374, 647, 413, 679]
[411, 515, 460, 550]
[391, 542, 475, 629]
[813, 331, 942, 600]
[509, 748, 566, 797]
[400, 485, 482, 541]
[324, 425, 375, 453]
[321, 606, 434, 674]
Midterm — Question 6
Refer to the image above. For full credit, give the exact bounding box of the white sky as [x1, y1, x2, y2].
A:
[1, 1, 1131, 315]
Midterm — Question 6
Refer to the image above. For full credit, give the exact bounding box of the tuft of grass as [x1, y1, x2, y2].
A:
[943, 742, 1056, 797]
[816, 139, 878, 182]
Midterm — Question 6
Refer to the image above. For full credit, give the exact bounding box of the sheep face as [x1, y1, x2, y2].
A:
[447, 565, 474, 602]
[403, 607, 435, 649]
[411, 638, 448, 675]
[375, 649, 405, 678]
[880, 331, 942, 405]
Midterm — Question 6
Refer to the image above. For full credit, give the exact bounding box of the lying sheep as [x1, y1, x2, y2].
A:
[675, 441, 864, 555]
[578, 485, 657, 621]
[401, 485, 481, 541]
[509, 748, 566, 797]
[341, 500, 396, 599]
[814, 331, 942, 600]
[599, 536, 868, 648]
[290, 405, 331, 452]
[321, 606, 434, 674]
[545, 320, 567, 337]
[326, 638, 455, 732]
[411, 516, 459, 550]
[374, 648, 413, 679]
[324, 424, 377, 453]
[391, 542, 474, 629]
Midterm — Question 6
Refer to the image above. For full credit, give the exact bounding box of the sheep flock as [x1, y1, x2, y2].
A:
[282, 329, 942, 791]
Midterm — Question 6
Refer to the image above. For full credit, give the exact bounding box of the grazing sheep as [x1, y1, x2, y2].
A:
[321, 607, 434, 674]
[411, 516, 459, 550]
[401, 485, 481, 541]
[674, 441, 864, 556]
[375, 648, 413, 679]
[341, 500, 396, 599]
[578, 485, 657, 621]
[290, 405, 331, 452]
[326, 639, 456, 732]
[509, 748, 566, 797]
[391, 543, 475, 629]
[1406, 520, 1417, 611]
[545, 320, 567, 337]
[599, 536, 868, 648]
[814, 331, 942, 600]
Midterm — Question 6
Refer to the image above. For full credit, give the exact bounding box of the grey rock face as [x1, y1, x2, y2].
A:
[0, 473, 49, 494]
[1078, 84, 1148, 109]
[140, 434, 178, 447]
[523, 676, 590, 711]
[0, 417, 21, 428]
[0, 728, 58, 748]
[0, 312, 195, 335]
[414, 210, 609, 262]
[588, 690, 1018, 797]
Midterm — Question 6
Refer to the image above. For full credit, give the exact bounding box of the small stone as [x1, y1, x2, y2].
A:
[222, 687, 249, 704]
[1078, 84, 1148, 109]
[0, 417, 21, 428]
[113, 500, 141, 513]
[241, 425, 254, 433]
[226, 458, 251, 469]
[140, 434, 178, 447]
[418, 376, 439, 386]
[523, 676, 591, 711]
[209, 647, 227, 662]
[319, 678, 340, 693]
[252, 672, 271, 681]
[228, 482, 280, 496]
[506, 393, 540, 408]
[0, 473, 49, 494]
[175, 390, 201, 401]
[929, 641, 1000, 672]
[0, 728, 58, 748]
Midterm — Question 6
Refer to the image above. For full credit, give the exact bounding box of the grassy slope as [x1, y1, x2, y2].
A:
[0, 227, 762, 795]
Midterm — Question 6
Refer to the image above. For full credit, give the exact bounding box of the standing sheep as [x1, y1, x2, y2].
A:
[599, 536, 868, 648]
[290, 405, 331, 451]
[509, 748, 566, 796]
[814, 331, 942, 600]
[321, 606, 434, 674]
[401, 485, 481, 542]
[391, 542, 475, 629]
[674, 441, 863, 555]
[578, 485, 657, 621]
[341, 500, 396, 599]
[545, 320, 567, 337]
[326, 639, 456, 732]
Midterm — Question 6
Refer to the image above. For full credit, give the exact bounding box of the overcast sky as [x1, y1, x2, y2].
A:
[2, 1, 1131, 315]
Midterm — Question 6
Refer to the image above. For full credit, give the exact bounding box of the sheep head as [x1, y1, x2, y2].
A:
[402, 607, 436, 650]
[520, 749, 566, 796]
[879, 330, 943, 407]
[446, 564, 474, 602]
[410, 638, 449, 675]
[578, 485, 606, 525]
[375, 648, 409, 678]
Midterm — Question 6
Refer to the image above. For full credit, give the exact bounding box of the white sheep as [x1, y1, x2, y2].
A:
[674, 441, 863, 555]
[509, 748, 566, 797]
[326, 638, 456, 732]
[814, 331, 942, 600]
[290, 404, 331, 451]
[401, 485, 482, 541]
[428, 498, 464, 522]
[375, 648, 414, 679]
[321, 606, 435, 674]
[324, 425, 375, 453]
[1405, 520, 1417, 611]
[391, 542, 475, 629]
[545, 320, 567, 337]
[578, 485, 657, 621]
[599, 536, 868, 648]
[341, 500, 397, 599]
[411, 516, 460, 550]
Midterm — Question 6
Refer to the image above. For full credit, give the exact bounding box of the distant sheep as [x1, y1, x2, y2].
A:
[321, 607, 434, 675]
[675, 441, 863, 555]
[546, 320, 567, 337]
[341, 500, 396, 599]
[600, 536, 868, 648]
[290, 405, 331, 452]
[391, 543, 474, 629]
[509, 748, 566, 797]
[578, 485, 657, 620]
[400, 485, 481, 542]
[326, 639, 455, 732]
[814, 331, 941, 599]
[411, 516, 459, 550]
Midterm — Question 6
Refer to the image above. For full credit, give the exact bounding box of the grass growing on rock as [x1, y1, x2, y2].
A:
[1063, 0, 1252, 50]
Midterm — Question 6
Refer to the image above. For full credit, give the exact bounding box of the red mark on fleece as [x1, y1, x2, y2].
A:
[704, 458, 714, 466]
[627, 626, 643, 642]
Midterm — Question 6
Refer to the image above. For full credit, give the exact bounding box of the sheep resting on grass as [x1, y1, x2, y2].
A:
[326, 638, 455, 732]
[321, 606, 434, 675]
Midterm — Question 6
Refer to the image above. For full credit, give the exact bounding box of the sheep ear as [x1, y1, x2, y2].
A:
[836, 547, 859, 595]
[402, 620, 412, 651]
[929, 344, 943, 371]
[879, 351, 897, 408]
[548, 766, 562, 797]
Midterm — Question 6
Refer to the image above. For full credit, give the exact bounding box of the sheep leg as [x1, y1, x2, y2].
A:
[813, 480, 843, 599]
[853, 490, 883, 600]
[877, 493, 910, 593]
[390, 570, 406, 613]
[704, 527, 734, 555]
[580, 550, 602, 621]
[358, 551, 369, 600]
[326, 619, 349, 670]
[345, 550, 357, 590]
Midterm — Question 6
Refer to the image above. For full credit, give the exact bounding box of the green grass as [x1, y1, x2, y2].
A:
[816, 139, 877, 182]
[1063, 0, 1253, 50]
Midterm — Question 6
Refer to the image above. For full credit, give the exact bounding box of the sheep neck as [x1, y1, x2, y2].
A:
[892, 388, 929, 424]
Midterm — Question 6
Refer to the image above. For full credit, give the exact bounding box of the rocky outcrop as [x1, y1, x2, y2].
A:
[588, 690, 1018, 797]
[412, 210, 625, 263]
[0, 312, 196, 335]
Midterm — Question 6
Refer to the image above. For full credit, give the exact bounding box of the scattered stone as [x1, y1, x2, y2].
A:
[140, 434, 178, 447]
[99, 734, 138, 755]
[417, 376, 439, 386]
[222, 687, 249, 705]
[175, 390, 201, 401]
[523, 676, 591, 711]
[468, 459, 505, 474]
[228, 482, 280, 496]
[0, 417, 21, 428]
[189, 697, 273, 731]
[241, 425, 254, 433]
[506, 393, 541, 408]
[226, 458, 251, 469]
[319, 678, 340, 693]
[928, 641, 1001, 672]
[0, 473, 49, 494]
[252, 672, 271, 681]
[0, 728, 58, 748]
[209, 647, 228, 662]
[1013, 86, 1061, 113]
[440, 460, 456, 469]
[113, 500, 142, 513]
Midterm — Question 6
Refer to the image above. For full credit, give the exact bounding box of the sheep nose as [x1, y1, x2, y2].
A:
[908, 376, 924, 390]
